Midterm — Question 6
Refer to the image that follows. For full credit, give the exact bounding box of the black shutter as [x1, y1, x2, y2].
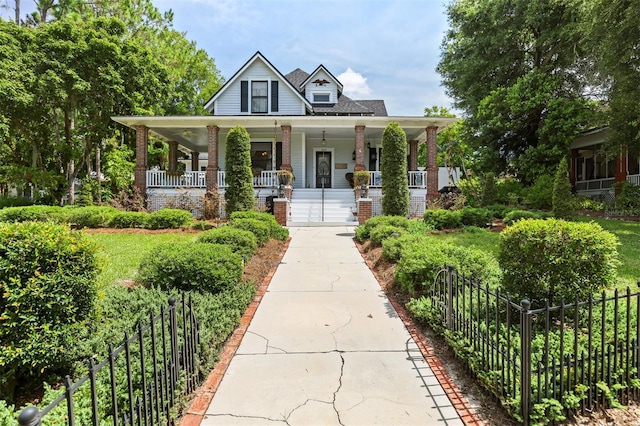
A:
[240, 81, 248, 112]
[271, 80, 279, 112]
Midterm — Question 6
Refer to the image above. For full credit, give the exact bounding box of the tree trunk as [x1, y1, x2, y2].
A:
[15, 0, 20, 25]
[95, 140, 102, 203]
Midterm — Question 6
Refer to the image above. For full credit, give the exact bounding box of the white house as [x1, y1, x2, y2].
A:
[112, 51, 457, 223]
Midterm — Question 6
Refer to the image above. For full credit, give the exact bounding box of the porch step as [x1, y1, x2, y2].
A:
[288, 189, 358, 224]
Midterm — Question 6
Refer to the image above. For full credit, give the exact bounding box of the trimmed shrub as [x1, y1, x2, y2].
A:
[108, 211, 148, 228]
[197, 226, 258, 262]
[481, 172, 497, 206]
[355, 215, 411, 242]
[0, 222, 99, 399]
[495, 178, 525, 206]
[382, 233, 428, 263]
[525, 174, 554, 210]
[137, 242, 243, 294]
[460, 207, 493, 227]
[0, 205, 63, 223]
[369, 225, 407, 245]
[503, 209, 544, 225]
[230, 218, 271, 246]
[498, 219, 619, 305]
[381, 122, 409, 216]
[0, 196, 32, 208]
[229, 210, 289, 241]
[423, 209, 463, 230]
[485, 204, 513, 220]
[224, 126, 255, 215]
[145, 208, 193, 229]
[191, 220, 215, 231]
[63, 206, 118, 228]
[552, 157, 575, 220]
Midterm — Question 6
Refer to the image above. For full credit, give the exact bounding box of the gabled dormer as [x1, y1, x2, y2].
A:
[203, 51, 312, 116]
[300, 65, 343, 106]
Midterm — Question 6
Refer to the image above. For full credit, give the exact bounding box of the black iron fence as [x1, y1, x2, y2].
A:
[18, 295, 199, 426]
[427, 265, 640, 425]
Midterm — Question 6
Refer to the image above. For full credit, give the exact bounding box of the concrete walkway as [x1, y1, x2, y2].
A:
[200, 227, 467, 425]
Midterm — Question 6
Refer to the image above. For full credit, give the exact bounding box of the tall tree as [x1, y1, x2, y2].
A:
[438, 0, 596, 183]
[224, 126, 255, 215]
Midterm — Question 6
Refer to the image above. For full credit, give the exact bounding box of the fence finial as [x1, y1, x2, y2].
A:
[521, 299, 531, 311]
[18, 406, 40, 426]
[169, 296, 177, 306]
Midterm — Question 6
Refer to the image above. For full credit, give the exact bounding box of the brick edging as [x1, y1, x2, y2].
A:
[180, 237, 292, 426]
[355, 240, 485, 426]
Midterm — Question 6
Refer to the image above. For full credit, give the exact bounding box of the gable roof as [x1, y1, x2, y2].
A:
[285, 68, 310, 91]
[203, 51, 312, 113]
[300, 64, 344, 93]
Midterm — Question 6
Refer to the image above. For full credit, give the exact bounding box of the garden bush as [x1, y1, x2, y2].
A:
[381, 122, 409, 216]
[137, 242, 243, 294]
[423, 209, 463, 230]
[495, 178, 525, 206]
[503, 209, 544, 225]
[485, 204, 513, 219]
[480, 172, 497, 206]
[0, 205, 63, 223]
[498, 219, 619, 305]
[382, 233, 429, 263]
[108, 211, 148, 228]
[229, 210, 289, 241]
[369, 225, 407, 245]
[552, 157, 575, 220]
[0, 222, 99, 401]
[229, 218, 271, 246]
[197, 226, 258, 262]
[460, 207, 493, 227]
[525, 174, 554, 210]
[145, 208, 193, 229]
[354, 215, 411, 242]
[63, 206, 118, 228]
[224, 126, 255, 215]
[0, 196, 32, 208]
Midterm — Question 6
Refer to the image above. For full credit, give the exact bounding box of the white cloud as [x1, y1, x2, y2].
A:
[337, 68, 372, 99]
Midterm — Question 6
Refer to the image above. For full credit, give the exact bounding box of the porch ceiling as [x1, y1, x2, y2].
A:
[111, 115, 457, 152]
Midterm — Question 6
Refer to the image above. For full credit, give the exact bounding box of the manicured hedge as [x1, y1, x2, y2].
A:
[423, 209, 462, 230]
[355, 215, 410, 242]
[197, 226, 258, 262]
[229, 211, 289, 241]
[145, 208, 193, 229]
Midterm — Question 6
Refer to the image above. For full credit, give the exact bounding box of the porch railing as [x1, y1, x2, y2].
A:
[627, 174, 640, 186]
[146, 170, 280, 189]
[575, 177, 615, 191]
[368, 171, 428, 188]
[252, 170, 279, 187]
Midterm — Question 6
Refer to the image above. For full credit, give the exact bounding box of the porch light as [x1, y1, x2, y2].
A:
[352, 150, 356, 160]
[322, 130, 326, 146]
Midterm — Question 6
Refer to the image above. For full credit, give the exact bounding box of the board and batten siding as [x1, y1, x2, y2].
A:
[214, 60, 305, 115]
[303, 69, 339, 104]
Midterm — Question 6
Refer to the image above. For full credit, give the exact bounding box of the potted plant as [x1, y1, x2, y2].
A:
[277, 169, 294, 186]
[353, 170, 370, 198]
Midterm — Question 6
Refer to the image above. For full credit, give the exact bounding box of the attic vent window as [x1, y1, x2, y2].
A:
[313, 93, 331, 103]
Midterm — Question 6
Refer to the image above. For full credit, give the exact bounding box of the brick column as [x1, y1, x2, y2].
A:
[168, 141, 178, 172]
[206, 125, 219, 190]
[615, 149, 628, 195]
[409, 140, 418, 171]
[354, 125, 366, 171]
[273, 198, 288, 226]
[134, 125, 148, 198]
[425, 126, 439, 201]
[357, 198, 372, 225]
[280, 125, 292, 172]
[191, 151, 200, 172]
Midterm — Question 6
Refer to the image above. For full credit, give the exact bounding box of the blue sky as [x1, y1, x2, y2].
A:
[3, 0, 455, 116]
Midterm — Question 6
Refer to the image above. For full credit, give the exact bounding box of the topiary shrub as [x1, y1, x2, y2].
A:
[197, 226, 258, 262]
[63, 206, 118, 228]
[108, 211, 148, 228]
[0, 205, 63, 223]
[229, 210, 289, 241]
[460, 207, 493, 227]
[0, 222, 99, 400]
[355, 215, 411, 242]
[503, 209, 544, 225]
[381, 122, 409, 216]
[224, 126, 255, 215]
[369, 225, 407, 245]
[137, 242, 243, 294]
[498, 219, 619, 305]
[423, 209, 463, 230]
[145, 208, 193, 229]
[230, 218, 271, 246]
[552, 157, 575, 220]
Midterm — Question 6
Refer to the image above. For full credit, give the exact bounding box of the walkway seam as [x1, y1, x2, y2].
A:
[355, 239, 486, 426]
[180, 237, 292, 426]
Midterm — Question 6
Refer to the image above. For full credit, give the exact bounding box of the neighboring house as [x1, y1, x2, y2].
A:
[112, 51, 457, 223]
[570, 127, 640, 200]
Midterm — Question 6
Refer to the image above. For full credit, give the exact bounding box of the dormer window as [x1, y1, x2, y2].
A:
[313, 93, 331, 103]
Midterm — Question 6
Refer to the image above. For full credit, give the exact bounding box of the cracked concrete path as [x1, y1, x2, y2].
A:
[201, 227, 464, 426]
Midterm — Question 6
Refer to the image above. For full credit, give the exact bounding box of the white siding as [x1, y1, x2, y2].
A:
[215, 60, 306, 115]
[303, 69, 339, 104]
[290, 133, 304, 189]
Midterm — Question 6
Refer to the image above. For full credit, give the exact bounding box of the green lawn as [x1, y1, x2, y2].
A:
[87, 232, 197, 289]
[422, 216, 640, 291]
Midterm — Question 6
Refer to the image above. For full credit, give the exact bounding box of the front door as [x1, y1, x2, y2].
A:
[316, 151, 332, 188]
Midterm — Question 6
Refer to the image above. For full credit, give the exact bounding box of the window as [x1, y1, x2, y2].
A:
[313, 93, 330, 103]
[251, 81, 268, 113]
[250, 142, 282, 173]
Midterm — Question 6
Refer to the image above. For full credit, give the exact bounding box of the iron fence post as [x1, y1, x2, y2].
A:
[446, 265, 454, 329]
[18, 406, 40, 426]
[520, 299, 532, 426]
